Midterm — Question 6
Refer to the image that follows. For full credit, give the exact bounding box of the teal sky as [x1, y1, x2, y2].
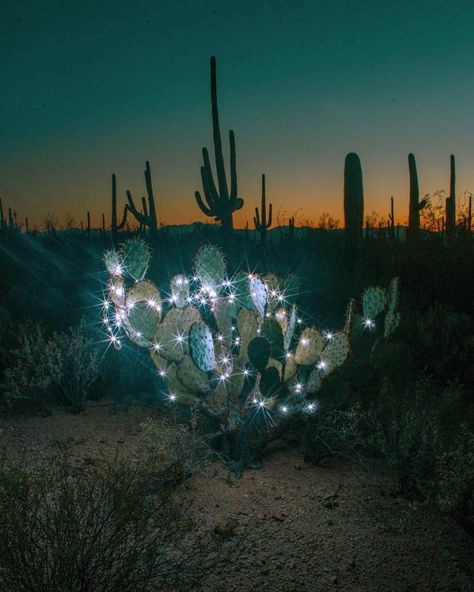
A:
[1, 0, 474, 228]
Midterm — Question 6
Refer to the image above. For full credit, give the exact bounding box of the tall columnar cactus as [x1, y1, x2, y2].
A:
[194, 56, 244, 237]
[125, 161, 158, 237]
[343, 153, 364, 270]
[408, 153, 427, 237]
[0, 199, 5, 232]
[445, 154, 456, 236]
[111, 173, 128, 248]
[102, 240, 401, 469]
[253, 174, 273, 246]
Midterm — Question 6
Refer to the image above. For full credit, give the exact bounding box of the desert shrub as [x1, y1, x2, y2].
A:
[301, 406, 365, 465]
[0, 451, 211, 592]
[136, 416, 213, 488]
[2, 320, 100, 412]
[402, 304, 474, 389]
[365, 380, 474, 520]
[1, 322, 53, 409]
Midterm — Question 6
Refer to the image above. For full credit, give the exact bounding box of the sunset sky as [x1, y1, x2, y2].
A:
[2, 0, 474, 229]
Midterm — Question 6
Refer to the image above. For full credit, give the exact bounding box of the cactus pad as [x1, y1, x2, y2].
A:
[170, 275, 190, 308]
[362, 286, 387, 319]
[247, 336, 270, 371]
[294, 327, 325, 365]
[194, 245, 226, 294]
[189, 322, 216, 372]
[121, 238, 150, 281]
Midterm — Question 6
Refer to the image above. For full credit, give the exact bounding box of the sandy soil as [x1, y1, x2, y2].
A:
[1, 406, 473, 592]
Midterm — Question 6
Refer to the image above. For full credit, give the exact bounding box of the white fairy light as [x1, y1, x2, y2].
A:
[168, 393, 177, 401]
[317, 360, 327, 371]
[363, 317, 375, 329]
[280, 405, 288, 414]
[294, 382, 303, 393]
[159, 369, 166, 377]
[324, 331, 334, 340]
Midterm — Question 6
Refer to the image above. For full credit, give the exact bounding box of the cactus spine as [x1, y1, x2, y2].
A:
[343, 152, 364, 270]
[253, 174, 272, 246]
[194, 56, 244, 238]
[445, 154, 456, 236]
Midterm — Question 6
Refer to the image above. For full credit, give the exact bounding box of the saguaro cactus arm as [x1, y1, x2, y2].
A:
[125, 161, 158, 233]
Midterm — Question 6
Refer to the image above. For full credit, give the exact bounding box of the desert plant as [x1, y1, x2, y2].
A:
[47, 323, 100, 412]
[302, 406, 365, 465]
[253, 174, 272, 246]
[445, 154, 456, 237]
[343, 152, 364, 270]
[194, 56, 244, 238]
[2, 321, 100, 413]
[0, 451, 210, 592]
[102, 238, 401, 469]
[407, 153, 427, 237]
[137, 416, 210, 487]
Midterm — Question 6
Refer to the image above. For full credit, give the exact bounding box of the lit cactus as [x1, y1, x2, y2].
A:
[362, 286, 387, 320]
[122, 239, 150, 281]
[189, 322, 216, 372]
[194, 244, 226, 294]
[170, 275, 190, 308]
[294, 328, 325, 366]
[102, 239, 401, 469]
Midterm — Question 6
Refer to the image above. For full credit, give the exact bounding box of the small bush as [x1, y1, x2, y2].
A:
[365, 381, 474, 519]
[2, 321, 100, 412]
[137, 416, 210, 488]
[0, 451, 211, 592]
[302, 406, 365, 465]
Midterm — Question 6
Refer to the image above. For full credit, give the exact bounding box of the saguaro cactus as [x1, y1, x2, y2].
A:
[445, 154, 456, 236]
[407, 153, 427, 236]
[253, 174, 272, 245]
[343, 153, 364, 270]
[125, 161, 158, 237]
[194, 56, 244, 237]
[111, 174, 128, 248]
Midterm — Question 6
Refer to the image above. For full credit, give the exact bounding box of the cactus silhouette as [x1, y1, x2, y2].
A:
[111, 174, 128, 247]
[343, 153, 364, 270]
[125, 161, 158, 238]
[408, 153, 426, 236]
[253, 174, 272, 245]
[194, 56, 244, 237]
[445, 154, 456, 236]
[388, 196, 395, 240]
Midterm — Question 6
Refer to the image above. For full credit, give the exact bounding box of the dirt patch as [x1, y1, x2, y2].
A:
[1, 406, 473, 592]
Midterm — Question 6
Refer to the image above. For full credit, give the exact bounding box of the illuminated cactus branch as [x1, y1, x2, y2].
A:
[194, 56, 244, 236]
[254, 174, 273, 246]
[102, 239, 400, 467]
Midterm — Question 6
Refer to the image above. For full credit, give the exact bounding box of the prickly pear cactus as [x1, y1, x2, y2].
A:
[294, 328, 325, 365]
[362, 286, 387, 320]
[194, 245, 226, 294]
[189, 322, 216, 372]
[104, 250, 122, 276]
[122, 238, 150, 281]
[320, 332, 350, 375]
[170, 275, 190, 308]
[102, 238, 402, 464]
